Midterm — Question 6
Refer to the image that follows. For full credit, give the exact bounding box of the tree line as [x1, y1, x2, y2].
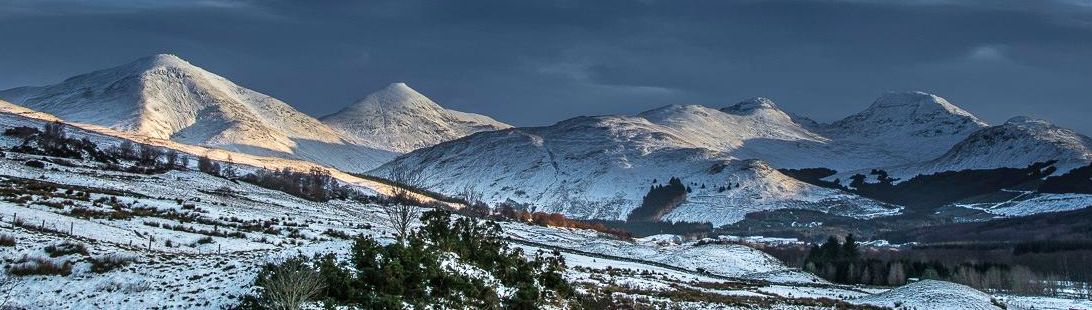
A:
[762, 235, 1091, 298]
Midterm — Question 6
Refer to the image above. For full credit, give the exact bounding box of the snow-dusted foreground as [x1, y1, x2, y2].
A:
[0, 109, 1087, 309]
[1, 152, 1091, 309]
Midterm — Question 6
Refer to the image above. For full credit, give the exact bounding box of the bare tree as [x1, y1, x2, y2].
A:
[380, 164, 424, 244]
[460, 184, 490, 217]
[257, 257, 325, 310]
[460, 184, 482, 206]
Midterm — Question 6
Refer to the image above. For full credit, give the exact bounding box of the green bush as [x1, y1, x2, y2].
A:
[239, 210, 574, 309]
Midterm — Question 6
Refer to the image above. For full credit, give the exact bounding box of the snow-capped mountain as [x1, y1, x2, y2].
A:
[372, 114, 896, 226]
[633, 94, 986, 171]
[902, 116, 1092, 176]
[3, 91, 1071, 310]
[0, 54, 396, 172]
[821, 91, 989, 163]
[320, 83, 510, 153]
[370, 90, 1092, 224]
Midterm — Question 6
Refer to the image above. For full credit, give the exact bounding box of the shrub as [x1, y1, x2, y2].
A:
[8, 256, 72, 276]
[245, 256, 325, 310]
[242, 210, 574, 309]
[321, 229, 353, 240]
[0, 234, 15, 247]
[44, 241, 89, 257]
[24, 160, 45, 169]
[240, 167, 346, 202]
[90, 254, 137, 273]
[3, 126, 39, 138]
[9, 122, 116, 163]
[196, 236, 215, 244]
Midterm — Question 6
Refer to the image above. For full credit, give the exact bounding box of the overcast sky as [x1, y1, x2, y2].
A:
[1, 0, 1090, 133]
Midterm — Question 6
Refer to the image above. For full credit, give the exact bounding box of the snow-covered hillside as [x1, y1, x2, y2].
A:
[320, 83, 510, 153]
[853, 280, 1003, 310]
[0, 54, 396, 172]
[372, 114, 897, 226]
[828, 115, 1092, 191]
[919, 116, 1092, 175]
[0, 99, 446, 204]
[821, 91, 989, 163]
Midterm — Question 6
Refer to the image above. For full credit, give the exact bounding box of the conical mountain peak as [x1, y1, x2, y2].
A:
[347, 82, 439, 112]
[134, 53, 189, 67]
[722, 97, 780, 115]
[865, 91, 981, 121]
[321, 82, 510, 153]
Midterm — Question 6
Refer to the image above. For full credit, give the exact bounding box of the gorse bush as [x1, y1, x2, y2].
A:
[238, 210, 574, 309]
[240, 167, 348, 202]
[44, 241, 89, 258]
[8, 256, 72, 276]
[0, 234, 15, 247]
[90, 254, 137, 273]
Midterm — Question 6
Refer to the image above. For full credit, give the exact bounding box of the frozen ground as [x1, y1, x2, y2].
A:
[1, 109, 1090, 309]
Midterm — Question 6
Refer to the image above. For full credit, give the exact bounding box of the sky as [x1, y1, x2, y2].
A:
[0, 0, 1090, 134]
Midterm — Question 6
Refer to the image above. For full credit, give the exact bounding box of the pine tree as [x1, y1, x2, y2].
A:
[842, 234, 859, 261]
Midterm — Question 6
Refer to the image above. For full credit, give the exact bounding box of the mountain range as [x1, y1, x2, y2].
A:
[3, 54, 1091, 225]
[373, 92, 1092, 224]
[0, 54, 507, 172]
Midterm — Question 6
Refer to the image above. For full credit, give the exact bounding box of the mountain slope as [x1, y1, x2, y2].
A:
[371, 115, 896, 226]
[0, 54, 396, 171]
[921, 116, 1092, 174]
[320, 83, 510, 153]
[822, 91, 989, 164]
[637, 94, 997, 172]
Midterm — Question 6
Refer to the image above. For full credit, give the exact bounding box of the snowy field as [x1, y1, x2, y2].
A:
[0, 110, 1090, 309]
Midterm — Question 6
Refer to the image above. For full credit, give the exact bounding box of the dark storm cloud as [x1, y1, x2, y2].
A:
[0, 0, 1090, 133]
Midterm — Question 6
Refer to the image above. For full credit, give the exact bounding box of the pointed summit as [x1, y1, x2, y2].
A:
[831, 91, 987, 133]
[346, 82, 440, 112]
[132, 53, 189, 68]
[721, 97, 779, 115]
[321, 83, 510, 153]
[865, 91, 982, 122]
[823, 91, 990, 162]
